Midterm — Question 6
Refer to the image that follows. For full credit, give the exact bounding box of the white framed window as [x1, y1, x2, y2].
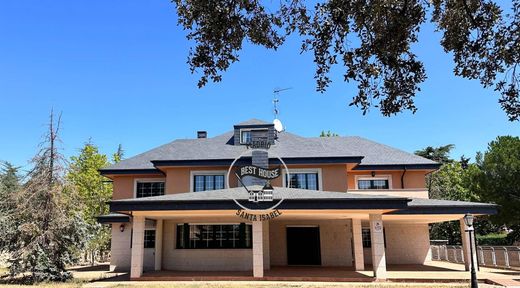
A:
[239, 128, 268, 144]
[190, 170, 227, 192]
[240, 130, 252, 144]
[134, 178, 166, 198]
[282, 168, 323, 191]
[355, 175, 392, 190]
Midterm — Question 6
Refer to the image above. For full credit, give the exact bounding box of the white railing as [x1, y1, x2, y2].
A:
[431, 245, 520, 269]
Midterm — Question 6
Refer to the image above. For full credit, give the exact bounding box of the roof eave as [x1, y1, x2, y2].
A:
[352, 163, 441, 171]
[388, 204, 498, 215]
[109, 198, 410, 212]
[98, 168, 164, 176]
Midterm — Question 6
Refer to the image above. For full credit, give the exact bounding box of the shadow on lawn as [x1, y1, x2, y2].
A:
[69, 264, 110, 272]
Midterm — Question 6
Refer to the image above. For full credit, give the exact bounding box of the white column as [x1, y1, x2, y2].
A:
[263, 221, 270, 270]
[154, 219, 163, 271]
[130, 216, 145, 279]
[369, 214, 387, 280]
[252, 221, 264, 278]
[352, 218, 365, 271]
[460, 219, 478, 272]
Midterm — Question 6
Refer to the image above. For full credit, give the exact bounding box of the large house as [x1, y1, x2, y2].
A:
[98, 119, 497, 281]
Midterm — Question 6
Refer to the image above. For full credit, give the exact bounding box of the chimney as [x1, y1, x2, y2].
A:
[197, 131, 207, 139]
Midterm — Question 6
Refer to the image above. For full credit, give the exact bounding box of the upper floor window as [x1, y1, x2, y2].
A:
[285, 172, 320, 190]
[240, 129, 268, 144]
[356, 176, 391, 190]
[240, 131, 252, 144]
[136, 180, 165, 198]
[193, 174, 225, 192]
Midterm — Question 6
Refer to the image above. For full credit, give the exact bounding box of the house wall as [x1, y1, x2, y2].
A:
[161, 219, 256, 271]
[269, 219, 353, 267]
[384, 223, 432, 264]
[110, 223, 131, 271]
[362, 222, 431, 265]
[112, 175, 165, 200]
[110, 221, 156, 272]
[111, 167, 429, 200]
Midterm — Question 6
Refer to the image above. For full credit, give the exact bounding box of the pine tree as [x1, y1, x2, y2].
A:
[68, 141, 112, 266]
[0, 111, 87, 283]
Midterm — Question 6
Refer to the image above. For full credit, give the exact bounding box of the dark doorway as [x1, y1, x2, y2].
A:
[286, 226, 321, 265]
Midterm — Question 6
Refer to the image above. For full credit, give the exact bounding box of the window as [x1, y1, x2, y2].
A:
[362, 228, 371, 248]
[361, 227, 386, 248]
[285, 173, 319, 190]
[193, 175, 225, 192]
[176, 223, 252, 249]
[144, 230, 156, 248]
[357, 178, 389, 190]
[136, 181, 165, 198]
[241, 131, 252, 144]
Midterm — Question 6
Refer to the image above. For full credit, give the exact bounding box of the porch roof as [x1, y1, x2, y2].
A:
[107, 186, 498, 215]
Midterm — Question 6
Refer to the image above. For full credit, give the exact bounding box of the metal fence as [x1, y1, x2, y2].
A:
[431, 245, 520, 269]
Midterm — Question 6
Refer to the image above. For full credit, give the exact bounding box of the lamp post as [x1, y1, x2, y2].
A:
[464, 213, 478, 288]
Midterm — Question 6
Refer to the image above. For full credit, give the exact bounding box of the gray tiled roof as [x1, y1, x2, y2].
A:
[101, 119, 437, 171]
[407, 198, 496, 208]
[107, 187, 497, 216]
[111, 186, 407, 202]
[234, 119, 271, 126]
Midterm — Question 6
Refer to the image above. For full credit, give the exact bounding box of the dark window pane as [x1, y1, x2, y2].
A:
[144, 230, 156, 248]
[357, 179, 389, 190]
[285, 173, 319, 190]
[136, 181, 165, 198]
[176, 223, 252, 249]
[193, 175, 225, 192]
[362, 228, 371, 248]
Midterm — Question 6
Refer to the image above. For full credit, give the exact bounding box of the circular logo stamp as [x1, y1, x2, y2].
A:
[226, 144, 289, 221]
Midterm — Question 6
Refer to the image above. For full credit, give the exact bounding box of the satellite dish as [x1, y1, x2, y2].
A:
[273, 119, 284, 132]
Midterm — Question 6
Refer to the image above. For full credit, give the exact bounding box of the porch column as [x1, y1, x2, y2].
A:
[263, 221, 270, 270]
[460, 219, 478, 271]
[352, 218, 365, 271]
[154, 219, 163, 271]
[369, 214, 387, 280]
[130, 216, 145, 279]
[252, 221, 264, 278]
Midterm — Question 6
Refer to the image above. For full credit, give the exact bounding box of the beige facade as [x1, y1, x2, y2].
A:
[107, 163, 439, 279]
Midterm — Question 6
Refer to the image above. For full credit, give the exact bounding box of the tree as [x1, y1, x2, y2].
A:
[0, 162, 20, 212]
[0, 111, 86, 283]
[172, 0, 519, 120]
[68, 142, 112, 266]
[415, 144, 455, 197]
[473, 136, 520, 235]
[415, 144, 455, 164]
[112, 144, 124, 163]
[319, 130, 339, 137]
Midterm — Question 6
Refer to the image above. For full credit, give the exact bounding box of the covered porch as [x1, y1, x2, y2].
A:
[103, 187, 498, 282]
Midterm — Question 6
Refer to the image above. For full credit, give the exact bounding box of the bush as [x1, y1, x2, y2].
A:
[476, 233, 511, 246]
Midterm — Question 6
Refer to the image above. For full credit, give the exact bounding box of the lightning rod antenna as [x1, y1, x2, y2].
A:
[273, 87, 292, 120]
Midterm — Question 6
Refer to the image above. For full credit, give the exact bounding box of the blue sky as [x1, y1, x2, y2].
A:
[1, 1, 518, 171]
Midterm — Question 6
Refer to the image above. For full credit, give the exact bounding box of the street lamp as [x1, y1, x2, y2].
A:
[464, 213, 478, 288]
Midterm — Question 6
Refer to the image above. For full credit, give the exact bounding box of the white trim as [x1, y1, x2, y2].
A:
[190, 170, 228, 192]
[354, 174, 392, 190]
[134, 178, 166, 198]
[281, 168, 323, 191]
[239, 128, 268, 144]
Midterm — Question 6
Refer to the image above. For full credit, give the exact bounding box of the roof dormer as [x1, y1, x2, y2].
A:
[233, 119, 276, 146]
